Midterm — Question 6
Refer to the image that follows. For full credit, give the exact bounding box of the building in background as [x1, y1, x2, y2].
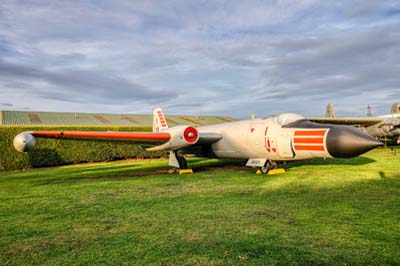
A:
[0, 110, 237, 127]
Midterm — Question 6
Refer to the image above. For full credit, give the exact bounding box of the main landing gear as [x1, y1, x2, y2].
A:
[169, 150, 188, 173]
[259, 160, 277, 174]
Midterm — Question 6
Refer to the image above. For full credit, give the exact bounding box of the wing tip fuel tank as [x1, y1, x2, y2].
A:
[13, 132, 36, 152]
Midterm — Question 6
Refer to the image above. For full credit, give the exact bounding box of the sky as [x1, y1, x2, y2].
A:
[0, 0, 399, 118]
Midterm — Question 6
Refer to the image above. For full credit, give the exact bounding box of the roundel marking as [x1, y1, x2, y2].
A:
[184, 127, 198, 143]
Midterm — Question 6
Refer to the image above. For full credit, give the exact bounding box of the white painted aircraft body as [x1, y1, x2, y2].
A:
[197, 114, 330, 161]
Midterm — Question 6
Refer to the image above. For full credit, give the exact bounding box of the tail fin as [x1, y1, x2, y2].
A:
[325, 103, 336, 118]
[153, 108, 168, 132]
[390, 103, 400, 114]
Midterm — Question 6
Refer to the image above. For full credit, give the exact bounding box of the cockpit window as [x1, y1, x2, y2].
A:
[271, 113, 305, 126]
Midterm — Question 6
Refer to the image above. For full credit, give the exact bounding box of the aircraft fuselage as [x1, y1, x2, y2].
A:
[197, 113, 382, 163]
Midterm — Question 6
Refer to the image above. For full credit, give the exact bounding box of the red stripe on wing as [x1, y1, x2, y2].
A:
[32, 131, 171, 142]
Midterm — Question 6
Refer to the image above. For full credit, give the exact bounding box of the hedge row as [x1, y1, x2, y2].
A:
[0, 126, 166, 171]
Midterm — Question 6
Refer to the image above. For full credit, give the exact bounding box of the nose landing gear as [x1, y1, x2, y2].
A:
[259, 160, 277, 174]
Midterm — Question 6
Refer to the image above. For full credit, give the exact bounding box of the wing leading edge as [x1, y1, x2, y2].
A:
[13, 130, 171, 153]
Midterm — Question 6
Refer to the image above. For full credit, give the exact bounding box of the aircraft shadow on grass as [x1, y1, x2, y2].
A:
[32, 158, 242, 185]
[283, 156, 377, 169]
[30, 156, 378, 186]
[190, 156, 377, 172]
[32, 161, 170, 185]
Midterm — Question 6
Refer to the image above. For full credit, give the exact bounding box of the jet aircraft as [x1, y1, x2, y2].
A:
[309, 103, 400, 144]
[13, 108, 383, 173]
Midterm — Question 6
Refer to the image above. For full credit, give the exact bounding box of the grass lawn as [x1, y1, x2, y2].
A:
[0, 148, 399, 265]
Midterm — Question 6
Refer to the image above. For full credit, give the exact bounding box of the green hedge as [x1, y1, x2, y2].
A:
[0, 126, 166, 171]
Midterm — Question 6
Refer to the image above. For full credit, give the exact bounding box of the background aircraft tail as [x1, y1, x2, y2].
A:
[153, 108, 168, 132]
[390, 103, 400, 114]
[325, 103, 336, 118]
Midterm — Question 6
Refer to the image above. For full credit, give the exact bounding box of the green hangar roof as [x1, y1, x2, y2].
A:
[0, 110, 237, 127]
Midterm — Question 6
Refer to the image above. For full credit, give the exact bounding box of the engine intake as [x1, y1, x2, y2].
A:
[147, 125, 199, 151]
[183, 126, 198, 143]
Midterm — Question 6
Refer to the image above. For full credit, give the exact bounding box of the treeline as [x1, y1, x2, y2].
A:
[0, 126, 166, 171]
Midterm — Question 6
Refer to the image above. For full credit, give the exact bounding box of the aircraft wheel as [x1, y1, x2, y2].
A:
[270, 161, 278, 170]
[259, 160, 277, 174]
[260, 165, 269, 174]
[176, 154, 188, 169]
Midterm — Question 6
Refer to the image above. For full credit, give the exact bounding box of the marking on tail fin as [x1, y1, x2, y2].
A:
[157, 111, 167, 127]
[153, 108, 168, 132]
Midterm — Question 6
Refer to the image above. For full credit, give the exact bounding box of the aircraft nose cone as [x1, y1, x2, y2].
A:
[326, 126, 383, 158]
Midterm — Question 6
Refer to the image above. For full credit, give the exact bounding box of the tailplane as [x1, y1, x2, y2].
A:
[153, 108, 168, 132]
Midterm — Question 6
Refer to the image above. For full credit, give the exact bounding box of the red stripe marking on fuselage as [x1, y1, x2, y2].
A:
[294, 145, 325, 151]
[264, 127, 269, 152]
[294, 130, 326, 136]
[294, 137, 324, 144]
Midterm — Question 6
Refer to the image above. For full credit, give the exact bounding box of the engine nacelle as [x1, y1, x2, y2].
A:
[13, 132, 37, 152]
[365, 124, 390, 137]
[147, 125, 199, 151]
[366, 122, 400, 138]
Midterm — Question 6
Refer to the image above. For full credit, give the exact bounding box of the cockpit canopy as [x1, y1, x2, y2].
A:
[269, 113, 305, 126]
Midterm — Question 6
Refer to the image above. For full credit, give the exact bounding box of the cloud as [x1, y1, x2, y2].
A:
[0, 58, 176, 105]
[0, 0, 399, 117]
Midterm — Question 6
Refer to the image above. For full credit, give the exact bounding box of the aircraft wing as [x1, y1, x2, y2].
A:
[308, 117, 384, 127]
[32, 130, 222, 142]
[31, 130, 170, 143]
[12, 107, 226, 170]
[13, 129, 223, 153]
